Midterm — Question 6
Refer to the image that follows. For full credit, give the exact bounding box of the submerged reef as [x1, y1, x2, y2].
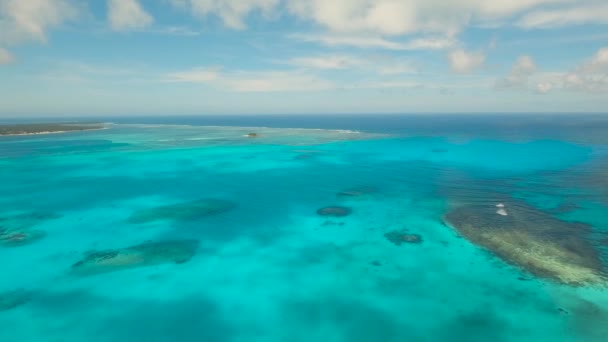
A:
[384, 230, 423, 245]
[0, 289, 31, 311]
[0, 229, 46, 247]
[443, 201, 607, 286]
[0, 212, 59, 247]
[337, 187, 376, 199]
[71, 240, 199, 276]
[129, 199, 236, 223]
[316, 206, 352, 217]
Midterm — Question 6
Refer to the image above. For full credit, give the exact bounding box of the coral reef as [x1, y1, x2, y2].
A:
[316, 206, 352, 217]
[337, 187, 376, 199]
[0, 229, 46, 247]
[0, 211, 58, 247]
[71, 240, 199, 276]
[129, 199, 236, 223]
[0, 289, 31, 311]
[443, 201, 607, 286]
[384, 229, 423, 245]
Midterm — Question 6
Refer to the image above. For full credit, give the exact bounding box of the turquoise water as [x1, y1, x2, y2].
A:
[1, 117, 608, 341]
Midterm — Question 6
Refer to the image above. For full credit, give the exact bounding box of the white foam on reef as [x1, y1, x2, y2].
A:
[496, 203, 505, 208]
[109, 123, 362, 135]
[496, 208, 508, 216]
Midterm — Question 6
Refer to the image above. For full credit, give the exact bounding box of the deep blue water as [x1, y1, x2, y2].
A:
[1, 114, 607, 341]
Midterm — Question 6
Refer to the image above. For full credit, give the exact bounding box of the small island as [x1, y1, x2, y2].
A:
[0, 123, 106, 136]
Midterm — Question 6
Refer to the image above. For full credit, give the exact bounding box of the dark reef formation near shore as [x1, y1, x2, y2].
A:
[0, 289, 31, 311]
[71, 240, 199, 276]
[443, 200, 606, 286]
[316, 206, 352, 217]
[129, 199, 236, 223]
[0, 212, 60, 247]
[384, 230, 423, 245]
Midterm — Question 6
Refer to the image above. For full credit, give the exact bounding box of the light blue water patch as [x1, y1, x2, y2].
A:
[1, 123, 607, 342]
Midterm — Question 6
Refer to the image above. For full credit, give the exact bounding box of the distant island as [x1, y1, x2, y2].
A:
[0, 123, 106, 136]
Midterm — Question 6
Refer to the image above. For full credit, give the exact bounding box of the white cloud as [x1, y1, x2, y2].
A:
[169, 0, 279, 29]
[0, 47, 14, 64]
[448, 49, 486, 74]
[291, 33, 454, 50]
[284, 54, 417, 74]
[166, 68, 333, 92]
[167, 69, 221, 82]
[286, 55, 364, 69]
[108, 0, 154, 31]
[563, 47, 608, 92]
[536, 82, 553, 93]
[495, 48, 608, 94]
[286, 0, 574, 36]
[496, 55, 537, 89]
[154, 26, 201, 36]
[0, 0, 79, 44]
[168, 1, 597, 35]
[518, 4, 608, 28]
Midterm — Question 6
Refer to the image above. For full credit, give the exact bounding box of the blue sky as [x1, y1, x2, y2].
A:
[1, 0, 608, 116]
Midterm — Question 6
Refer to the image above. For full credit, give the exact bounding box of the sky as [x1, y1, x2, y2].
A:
[1, 0, 608, 116]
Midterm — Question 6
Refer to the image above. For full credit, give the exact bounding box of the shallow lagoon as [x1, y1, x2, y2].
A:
[1, 117, 607, 341]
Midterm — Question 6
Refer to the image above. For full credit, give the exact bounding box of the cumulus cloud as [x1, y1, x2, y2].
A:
[496, 55, 537, 89]
[285, 0, 574, 36]
[563, 47, 608, 92]
[518, 4, 608, 28]
[286, 55, 364, 70]
[166, 69, 220, 82]
[536, 82, 553, 93]
[108, 0, 154, 31]
[291, 33, 455, 50]
[0, 47, 14, 64]
[0, 0, 79, 44]
[169, 0, 278, 29]
[167, 0, 596, 35]
[284, 54, 417, 75]
[448, 49, 485, 74]
[496, 48, 608, 94]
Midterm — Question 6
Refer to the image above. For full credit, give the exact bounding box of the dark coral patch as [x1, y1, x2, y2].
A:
[0, 289, 31, 311]
[71, 240, 199, 276]
[0, 211, 58, 247]
[0, 229, 46, 247]
[384, 230, 423, 245]
[316, 206, 352, 217]
[443, 201, 606, 286]
[337, 187, 376, 198]
[129, 199, 236, 224]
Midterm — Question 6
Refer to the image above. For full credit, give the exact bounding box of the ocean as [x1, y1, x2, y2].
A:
[1, 114, 607, 341]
